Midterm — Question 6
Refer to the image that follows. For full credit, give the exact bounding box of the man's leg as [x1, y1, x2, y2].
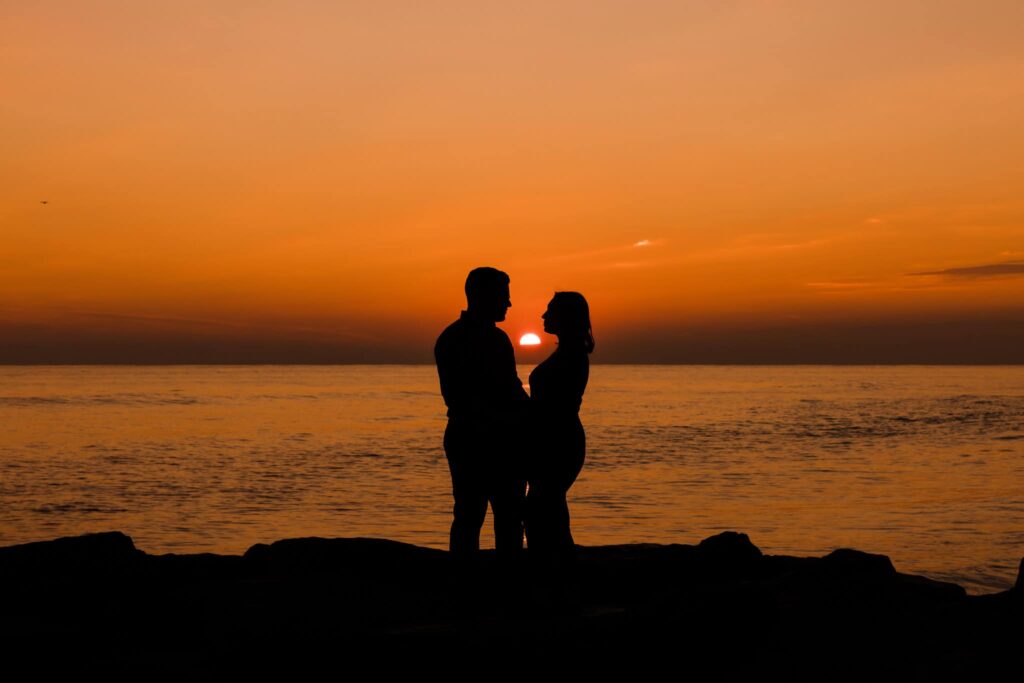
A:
[524, 478, 557, 555]
[490, 474, 526, 557]
[445, 423, 488, 557]
[450, 483, 487, 556]
[489, 469, 527, 610]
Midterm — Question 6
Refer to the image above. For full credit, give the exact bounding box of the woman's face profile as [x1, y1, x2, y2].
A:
[542, 299, 559, 335]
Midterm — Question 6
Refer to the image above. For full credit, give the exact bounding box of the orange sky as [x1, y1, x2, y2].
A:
[3, 1, 1023, 362]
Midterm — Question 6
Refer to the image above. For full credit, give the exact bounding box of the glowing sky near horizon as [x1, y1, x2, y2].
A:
[2, 1, 1023, 362]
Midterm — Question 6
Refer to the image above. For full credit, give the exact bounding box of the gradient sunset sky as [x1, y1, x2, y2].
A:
[3, 1, 1023, 362]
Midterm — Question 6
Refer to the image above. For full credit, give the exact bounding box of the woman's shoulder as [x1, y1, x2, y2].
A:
[551, 347, 589, 384]
[530, 349, 565, 377]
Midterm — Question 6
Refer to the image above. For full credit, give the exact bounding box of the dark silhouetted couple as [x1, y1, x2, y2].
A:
[434, 267, 593, 599]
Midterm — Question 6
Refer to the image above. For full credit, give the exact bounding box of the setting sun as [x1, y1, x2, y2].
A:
[519, 333, 542, 346]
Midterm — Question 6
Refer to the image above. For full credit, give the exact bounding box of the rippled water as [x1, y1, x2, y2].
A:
[1, 365, 1022, 593]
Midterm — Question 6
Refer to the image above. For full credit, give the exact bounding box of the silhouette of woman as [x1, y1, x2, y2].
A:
[525, 292, 593, 562]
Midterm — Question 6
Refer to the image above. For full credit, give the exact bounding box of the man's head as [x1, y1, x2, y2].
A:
[465, 267, 511, 322]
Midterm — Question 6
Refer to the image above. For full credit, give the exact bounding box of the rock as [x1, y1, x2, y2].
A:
[242, 536, 448, 580]
[697, 531, 762, 562]
[148, 551, 245, 580]
[691, 532, 764, 582]
[891, 572, 966, 602]
[821, 548, 895, 578]
[2, 529, 1020, 677]
[1016, 557, 1023, 591]
[0, 531, 140, 580]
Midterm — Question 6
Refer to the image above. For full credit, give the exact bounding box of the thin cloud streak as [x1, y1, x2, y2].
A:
[17, 309, 382, 343]
[539, 238, 665, 265]
[911, 261, 1024, 278]
[805, 280, 878, 290]
[596, 234, 839, 271]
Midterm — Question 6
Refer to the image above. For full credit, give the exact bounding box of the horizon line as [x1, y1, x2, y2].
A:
[3, 361, 1024, 367]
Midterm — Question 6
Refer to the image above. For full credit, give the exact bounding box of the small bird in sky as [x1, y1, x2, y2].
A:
[40, 200, 48, 206]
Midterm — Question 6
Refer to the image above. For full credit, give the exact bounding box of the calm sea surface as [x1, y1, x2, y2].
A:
[1, 365, 1022, 593]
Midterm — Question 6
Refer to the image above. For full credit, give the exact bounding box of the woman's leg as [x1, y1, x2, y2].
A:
[529, 425, 585, 557]
[526, 478, 557, 554]
[560, 427, 586, 553]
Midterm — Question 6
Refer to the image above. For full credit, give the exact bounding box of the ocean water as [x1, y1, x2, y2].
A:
[1, 365, 1022, 594]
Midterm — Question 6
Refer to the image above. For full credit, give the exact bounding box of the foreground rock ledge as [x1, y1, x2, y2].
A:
[1, 531, 1020, 678]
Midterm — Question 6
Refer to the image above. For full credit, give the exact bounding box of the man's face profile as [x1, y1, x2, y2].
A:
[488, 284, 511, 322]
[468, 283, 510, 322]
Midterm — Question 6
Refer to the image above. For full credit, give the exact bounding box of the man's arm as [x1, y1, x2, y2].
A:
[499, 332, 530, 402]
[434, 329, 464, 416]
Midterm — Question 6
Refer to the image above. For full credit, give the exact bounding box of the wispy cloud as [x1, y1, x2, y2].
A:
[681, 235, 835, 263]
[595, 233, 840, 271]
[66, 310, 248, 329]
[805, 279, 879, 291]
[42, 309, 380, 341]
[910, 261, 1024, 278]
[540, 238, 664, 264]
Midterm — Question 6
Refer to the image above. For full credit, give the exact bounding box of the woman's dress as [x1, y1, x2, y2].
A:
[526, 345, 589, 557]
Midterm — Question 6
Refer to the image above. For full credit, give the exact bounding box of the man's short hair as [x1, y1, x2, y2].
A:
[465, 267, 510, 302]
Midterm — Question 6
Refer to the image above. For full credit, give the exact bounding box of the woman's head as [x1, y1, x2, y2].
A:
[542, 291, 594, 353]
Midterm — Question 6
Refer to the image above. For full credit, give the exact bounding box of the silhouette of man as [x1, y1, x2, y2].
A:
[435, 267, 529, 563]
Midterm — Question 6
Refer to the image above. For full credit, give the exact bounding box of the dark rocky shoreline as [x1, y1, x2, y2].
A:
[2, 531, 1020, 678]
